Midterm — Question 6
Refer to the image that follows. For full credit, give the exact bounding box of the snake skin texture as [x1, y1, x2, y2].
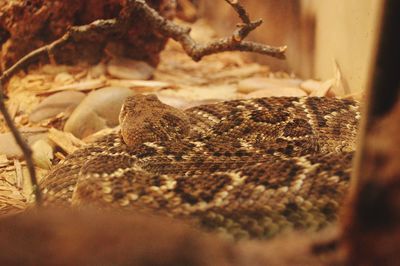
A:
[40, 95, 360, 239]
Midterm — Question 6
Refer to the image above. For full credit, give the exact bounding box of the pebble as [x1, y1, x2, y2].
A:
[107, 57, 155, 80]
[29, 91, 86, 123]
[32, 139, 54, 169]
[0, 129, 48, 159]
[0, 132, 24, 158]
[64, 87, 134, 138]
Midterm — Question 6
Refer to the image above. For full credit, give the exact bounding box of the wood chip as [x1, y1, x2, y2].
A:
[54, 72, 75, 85]
[342, 91, 365, 101]
[36, 79, 106, 95]
[331, 60, 349, 96]
[83, 127, 118, 143]
[13, 159, 23, 189]
[245, 87, 307, 98]
[0, 155, 9, 168]
[208, 64, 269, 80]
[7, 101, 19, 119]
[309, 79, 334, 97]
[54, 152, 66, 161]
[238, 77, 303, 93]
[107, 79, 173, 90]
[19, 127, 49, 134]
[48, 128, 85, 154]
[300, 79, 322, 94]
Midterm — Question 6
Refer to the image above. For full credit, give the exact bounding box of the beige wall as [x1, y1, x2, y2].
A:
[311, 0, 383, 93]
[201, 0, 383, 93]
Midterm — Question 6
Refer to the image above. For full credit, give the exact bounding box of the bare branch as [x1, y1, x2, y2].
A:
[128, 0, 286, 61]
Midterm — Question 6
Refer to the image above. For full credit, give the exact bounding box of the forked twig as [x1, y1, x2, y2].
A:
[129, 0, 286, 61]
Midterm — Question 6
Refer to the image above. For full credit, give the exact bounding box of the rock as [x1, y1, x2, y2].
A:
[64, 87, 134, 138]
[0, 133, 24, 158]
[245, 87, 307, 98]
[29, 91, 86, 123]
[0, 128, 48, 159]
[107, 57, 155, 80]
[237, 77, 303, 93]
[32, 139, 54, 169]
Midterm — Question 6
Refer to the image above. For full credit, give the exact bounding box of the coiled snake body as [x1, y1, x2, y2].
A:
[40, 95, 360, 239]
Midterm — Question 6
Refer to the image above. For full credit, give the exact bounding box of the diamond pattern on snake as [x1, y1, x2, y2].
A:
[40, 94, 360, 239]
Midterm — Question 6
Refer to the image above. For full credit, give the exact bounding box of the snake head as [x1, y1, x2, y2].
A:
[119, 94, 190, 147]
[119, 94, 160, 125]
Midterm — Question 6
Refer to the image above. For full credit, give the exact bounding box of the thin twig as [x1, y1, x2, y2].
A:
[225, 0, 251, 24]
[0, 84, 42, 205]
[224, 0, 262, 41]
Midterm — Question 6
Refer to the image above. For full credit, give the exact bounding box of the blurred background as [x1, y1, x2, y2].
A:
[199, 0, 383, 94]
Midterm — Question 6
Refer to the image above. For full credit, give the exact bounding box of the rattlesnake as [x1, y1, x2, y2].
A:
[40, 94, 360, 239]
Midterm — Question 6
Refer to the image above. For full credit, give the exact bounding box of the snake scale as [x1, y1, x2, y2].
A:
[40, 95, 360, 239]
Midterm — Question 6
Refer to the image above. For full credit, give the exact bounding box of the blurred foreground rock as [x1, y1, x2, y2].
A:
[0, 208, 340, 266]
